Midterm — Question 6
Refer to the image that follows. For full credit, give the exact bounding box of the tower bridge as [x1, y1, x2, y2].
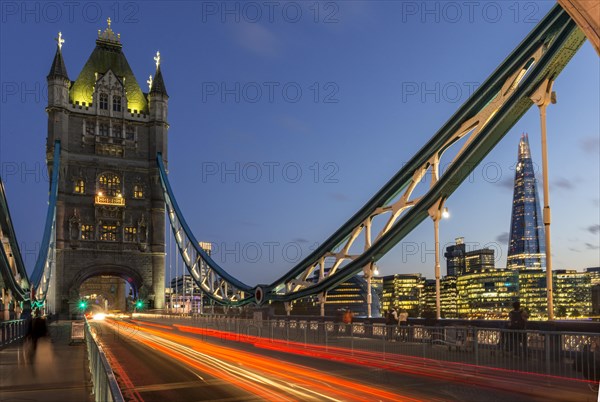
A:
[0, 2, 598, 401]
[0, 1, 595, 318]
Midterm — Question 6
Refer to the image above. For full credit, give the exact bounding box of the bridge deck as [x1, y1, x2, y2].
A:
[0, 321, 92, 402]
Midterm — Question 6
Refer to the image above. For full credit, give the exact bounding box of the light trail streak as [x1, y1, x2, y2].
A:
[103, 319, 423, 401]
[171, 322, 599, 386]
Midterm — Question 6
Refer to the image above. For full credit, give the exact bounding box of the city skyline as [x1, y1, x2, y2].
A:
[0, 2, 598, 287]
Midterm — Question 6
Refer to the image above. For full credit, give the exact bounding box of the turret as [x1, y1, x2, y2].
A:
[148, 51, 169, 123]
[46, 32, 70, 108]
[148, 51, 169, 159]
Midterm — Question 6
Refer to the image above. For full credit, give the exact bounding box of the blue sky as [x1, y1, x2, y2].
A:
[1, 1, 598, 286]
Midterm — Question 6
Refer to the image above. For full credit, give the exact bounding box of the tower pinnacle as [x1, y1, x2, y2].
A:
[55, 32, 65, 51]
[149, 51, 168, 96]
[154, 51, 161, 70]
[48, 33, 69, 80]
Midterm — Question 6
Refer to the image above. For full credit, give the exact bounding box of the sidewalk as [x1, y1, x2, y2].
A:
[0, 321, 93, 402]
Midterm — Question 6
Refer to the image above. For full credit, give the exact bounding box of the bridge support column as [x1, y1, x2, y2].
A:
[531, 78, 557, 320]
[2, 289, 11, 320]
[428, 199, 447, 320]
[318, 292, 326, 317]
[284, 302, 291, 316]
[363, 263, 377, 318]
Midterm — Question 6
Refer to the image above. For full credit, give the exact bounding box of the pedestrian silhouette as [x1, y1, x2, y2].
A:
[507, 301, 528, 355]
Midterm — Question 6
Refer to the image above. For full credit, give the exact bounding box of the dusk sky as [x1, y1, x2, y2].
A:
[1, 1, 598, 287]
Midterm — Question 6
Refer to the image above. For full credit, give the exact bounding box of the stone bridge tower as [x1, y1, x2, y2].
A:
[45, 21, 167, 313]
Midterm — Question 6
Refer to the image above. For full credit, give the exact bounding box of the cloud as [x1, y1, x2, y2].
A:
[328, 192, 350, 202]
[568, 247, 581, 253]
[552, 177, 575, 190]
[496, 232, 509, 244]
[496, 176, 514, 191]
[587, 225, 600, 235]
[580, 137, 600, 155]
[233, 23, 281, 57]
[585, 243, 599, 250]
[594, 199, 600, 208]
[292, 237, 309, 244]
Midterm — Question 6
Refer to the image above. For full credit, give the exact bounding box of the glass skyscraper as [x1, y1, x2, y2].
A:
[507, 134, 546, 270]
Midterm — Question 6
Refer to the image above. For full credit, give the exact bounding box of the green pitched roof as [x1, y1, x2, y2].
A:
[70, 39, 148, 113]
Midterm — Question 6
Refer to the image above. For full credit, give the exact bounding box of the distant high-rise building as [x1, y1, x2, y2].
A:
[445, 238, 494, 275]
[465, 248, 495, 273]
[507, 134, 546, 270]
[445, 237, 466, 276]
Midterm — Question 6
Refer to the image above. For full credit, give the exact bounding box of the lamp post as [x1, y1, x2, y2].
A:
[428, 201, 449, 320]
[364, 263, 379, 318]
[530, 78, 556, 320]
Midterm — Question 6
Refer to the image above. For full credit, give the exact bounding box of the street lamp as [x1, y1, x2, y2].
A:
[442, 207, 450, 219]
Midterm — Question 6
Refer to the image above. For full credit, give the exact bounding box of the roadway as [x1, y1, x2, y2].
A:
[90, 318, 597, 402]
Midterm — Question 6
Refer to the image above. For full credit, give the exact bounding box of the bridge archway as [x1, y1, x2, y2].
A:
[66, 264, 145, 313]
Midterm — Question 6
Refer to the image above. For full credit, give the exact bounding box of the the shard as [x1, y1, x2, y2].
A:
[507, 134, 546, 270]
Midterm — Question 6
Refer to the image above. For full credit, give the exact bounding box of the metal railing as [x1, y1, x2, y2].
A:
[0, 319, 26, 348]
[84, 320, 124, 402]
[135, 313, 599, 383]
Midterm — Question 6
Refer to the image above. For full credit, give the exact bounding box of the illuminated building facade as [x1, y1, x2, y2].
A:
[519, 269, 592, 318]
[518, 270, 548, 318]
[465, 248, 495, 273]
[456, 270, 519, 319]
[440, 276, 458, 318]
[381, 274, 424, 317]
[47, 21, 168, 312]
[381, 268, 594, 319]
[507, 134, 546, 270]
[587, 267, 600, 315]
[421, 279, 436, 318]
[553, 270, 591, 317]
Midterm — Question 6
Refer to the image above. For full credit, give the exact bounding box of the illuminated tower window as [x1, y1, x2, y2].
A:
[100, 225, 117, 241]
[133, 185, 144, 199]
[99, 93, 108, 110]
[81, 224, 94, 240]
[124, 226, 137, 242]
[74, 179, 85, 194]
[98, 173, 121, 197]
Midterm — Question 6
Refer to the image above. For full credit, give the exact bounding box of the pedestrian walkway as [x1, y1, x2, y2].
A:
[0, 321, 93, 402]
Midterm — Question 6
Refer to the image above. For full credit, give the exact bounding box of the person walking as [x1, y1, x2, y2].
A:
[385, 309, 398, 341]
[507, 301, 528, 356]
[342, 308, 353, 336]
[398, 309, 409, 341]
[31, 309, 48, 357]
